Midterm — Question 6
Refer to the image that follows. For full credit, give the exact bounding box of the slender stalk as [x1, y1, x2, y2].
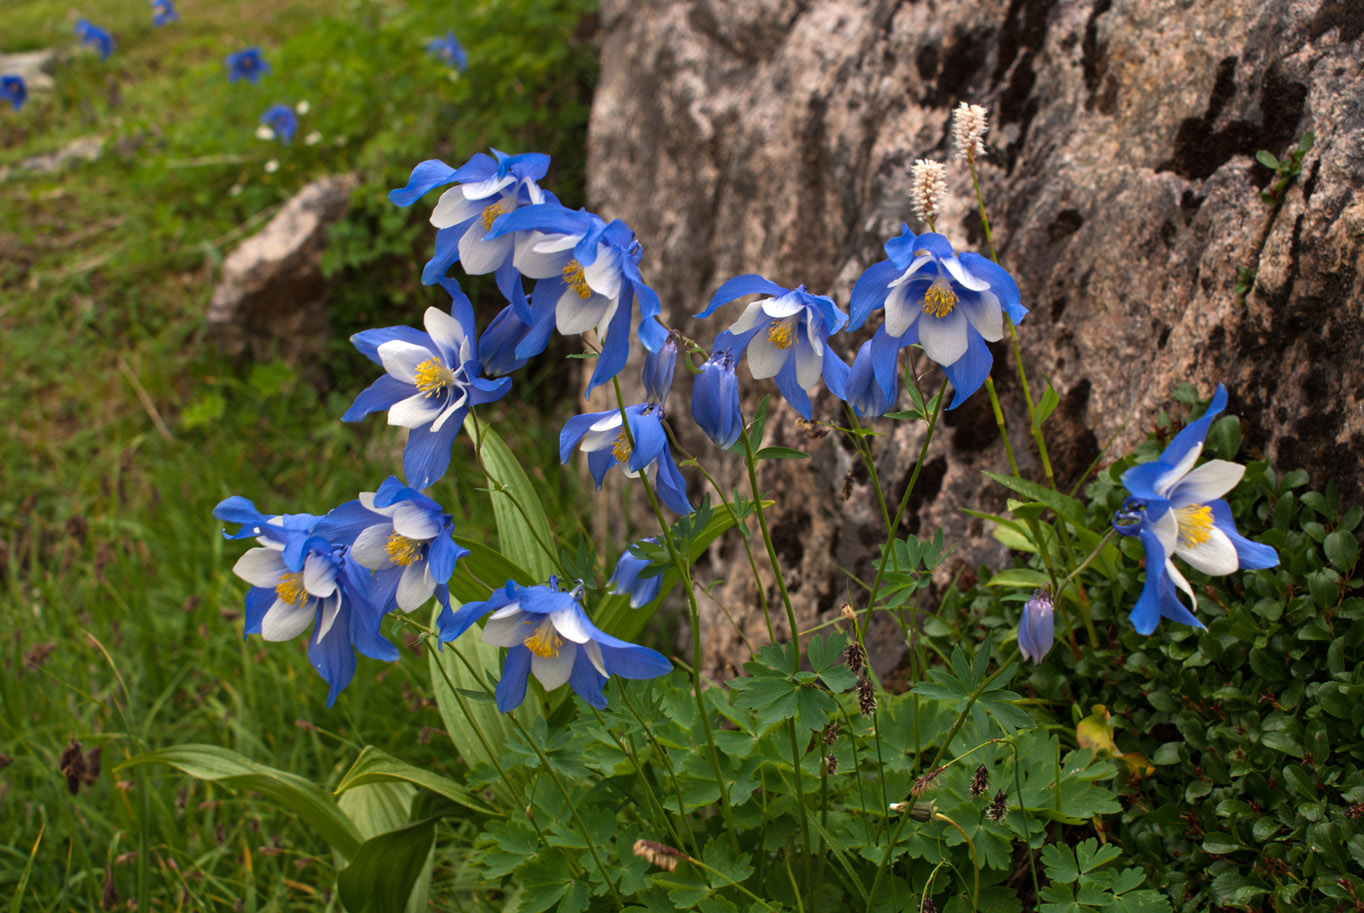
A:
[590, 707, 680, 849]
[1010, 738, 1043, 905]
[617, 686, 700, 856]
[983, 377, 1020, 477]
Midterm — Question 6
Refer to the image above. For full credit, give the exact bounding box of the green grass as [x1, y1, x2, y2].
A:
[0, 0, 595, 907]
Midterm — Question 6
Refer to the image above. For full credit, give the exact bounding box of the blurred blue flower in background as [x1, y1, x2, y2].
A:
[691, 334, 744, 449]
[441, 579, 672, 711]
[607, 540, 663, 609]
[151, 0, 180, 26]
[425, 31, 467, 72]
[696, 275, 849, 420]
[1112, 384, 1279, 635]
[560, 403, 692, 515]
[1, 75, 26, 112]
[259, 104, 298, 143]
[343, 279, 512, 490]
[227, 47, 270, 83]
[75, 20, 114, 61]
[849, 226, 1024, 409]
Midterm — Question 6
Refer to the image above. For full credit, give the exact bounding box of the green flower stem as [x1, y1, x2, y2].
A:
[683, 857, 784, 913]
[616, 685, 701, 857]
[1055, 529, 1114, 644]
[1010, 737, 1042, 903]
[610, 378, 740, 853]
[983, 377, 1020, 477]
[932, 812, 980, 913]
[589, 707, 681, 851]
[867, 647, 1018, 909]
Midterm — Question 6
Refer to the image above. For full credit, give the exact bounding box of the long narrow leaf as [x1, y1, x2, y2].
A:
[466, 419, 557, 580]
[336, 746, 499, 817]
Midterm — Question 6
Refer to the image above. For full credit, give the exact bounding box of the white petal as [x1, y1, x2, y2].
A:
[314, 593, 342, 642]
[583, 639, 608, 677]
[883, 282, 921, 338]
[303, 552, 338, 598]
[514, 232, 573, 278]
[942, 256, 991, 291]
[556, 291, 612, 336]
[959, 289, 1004, 342]
[794, 340, 822, 390]
[460, 174, 514, 200]
[761, 293, 804, 319]
[916, 308, 969, 366]
[396, 560, 436, 611]
[260, 598, 315, 642]
[423, 306, 467, 364]
[392, 504, 440, 540]
[430, 189, 484, 229]
[1176, 526, 1239, 576]
[1157, 444, 1203, 497]
[483, 609, 530, 646]
[583, 247, 623, 299]
[531, 642, 576, 691]
[233, 547, 287, 588]
[1152, 507, 1179, 554]
[428, 388, 469, 432]
[458, 229, 514, 276]
[387, 392, 444, 429]
[745, 331, 789, 379]
[549, 608, 593, 644]
[726, 301, 768, 335]
[1170, 460, 1245, 504]
[1165, 558, 1196, 602]
[888, 256, 933, 287]
[351, 524, 397, 570]
[377, 340, 436, 385]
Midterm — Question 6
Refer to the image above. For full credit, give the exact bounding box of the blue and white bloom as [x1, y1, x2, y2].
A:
[425, 31, 467, 72]
[75, 20, 114, 60]
[1112, 385, 1279, 635]
[344, 279, 512, 489]
[151, 0, 180, 26]
[226, 47, 269, 83]
[1, 75, 25, 112]
[560, 404, 692, 515]
[389, 149, 553, 293]
[441, 579, 671, 711]
[214, 497, 400, 707]
[259, 104, 298, 144]
[691, 333, 744, 449]
[478, 298, 534, 378]
[1017, 589, 1054, 662]
[695, 275, 849, 420]
[607, 540, 663, 608]
[849, 226, 1024, 409]
[311, 477, 469, 621]
[840, 338, 898, 419]
[486, 203, 669, 394]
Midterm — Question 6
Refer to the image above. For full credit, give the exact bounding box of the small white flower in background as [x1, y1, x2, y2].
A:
[910, 159, 947, 228]
[255, 125, 275, 141]
[952, 102, 988, 166]
[304, 130, 322, 146]
[229, 182, 244, 197]
[295, 99, 310, 115]
[264, 159, 279, 174]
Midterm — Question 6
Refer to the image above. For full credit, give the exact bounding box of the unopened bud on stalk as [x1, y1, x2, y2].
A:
[840, 603, 857, 623]
[633, 839, 688, 872]
[911, 159, 947, 228]
[952, 102, 988, 166]
[888, 799, 937, 821]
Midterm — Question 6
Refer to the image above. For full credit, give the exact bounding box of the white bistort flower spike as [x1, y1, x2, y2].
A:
[952, 102, 988, 166]
[911, 159, 947, 230]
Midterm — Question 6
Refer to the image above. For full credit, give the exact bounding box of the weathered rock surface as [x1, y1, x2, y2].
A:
[0, 136, 105, 182]
[207, 174, 358, 366]
[0, 49, 59, 92]
[586, 0, 1364, 675]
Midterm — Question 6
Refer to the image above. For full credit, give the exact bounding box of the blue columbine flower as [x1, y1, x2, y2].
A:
[691, 332, 744, 449]
[607, 540, 663, 608]
[311, 478, 469, 627]
[1, 75, 25, 112]
[440, 578, 671, 711]
[643, 335, 677, 403]
[848, 226, 1024, 409]
[840, 338, 898, 419]
[425, 31, 467, 72]
[389, 148, 554, 295]
[484, 202, 669, 394]
[1017, 589, 1054, 662]
[1112, 384, 1279, 635]
[478, 298, 534, 378]
[227, 47, 270, 83]
[214, 497, 400, 707]
[695, 275, 849, 420]
[560, 403, 692, 515]
[259, 104, 298, 144]
[75, 20, 114, 60]
[151, 0, 180, 26]
[343, 279, 512, 489]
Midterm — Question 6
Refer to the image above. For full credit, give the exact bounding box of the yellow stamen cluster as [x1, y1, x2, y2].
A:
[922, 280, 957, 318]
[767, 317, 797, 350]
[563, 260, 591, 299]
[1176, 504, 1214, 548]
[275, 572, 309, 607]
[385, 533, 423, 567]
[414, 357, 455, 396]
[612, 430, 632, 463]
[480, 200, 509, 231]
[522, 618, 564, 658]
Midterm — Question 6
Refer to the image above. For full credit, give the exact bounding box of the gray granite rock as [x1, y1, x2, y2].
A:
[585, 0, 1364, 675]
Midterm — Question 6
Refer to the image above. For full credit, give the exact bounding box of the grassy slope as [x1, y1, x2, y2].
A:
[1, 0, 594, 908]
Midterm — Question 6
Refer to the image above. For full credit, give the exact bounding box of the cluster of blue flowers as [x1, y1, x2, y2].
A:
[219, 140, 1278, 706]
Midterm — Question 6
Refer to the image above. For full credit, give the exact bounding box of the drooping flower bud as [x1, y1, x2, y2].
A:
[643, 335, 677, 403]
[691, 335, 744, 448]
[1017, 588, 1055, 663]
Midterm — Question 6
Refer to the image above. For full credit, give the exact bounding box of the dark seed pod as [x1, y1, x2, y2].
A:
[844, 642, 866, 675]
[825, 753, 838, 775]
[857, 678, 877, 715]
[987, 789, 1009, 822]
[970, 764, 989, 798]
